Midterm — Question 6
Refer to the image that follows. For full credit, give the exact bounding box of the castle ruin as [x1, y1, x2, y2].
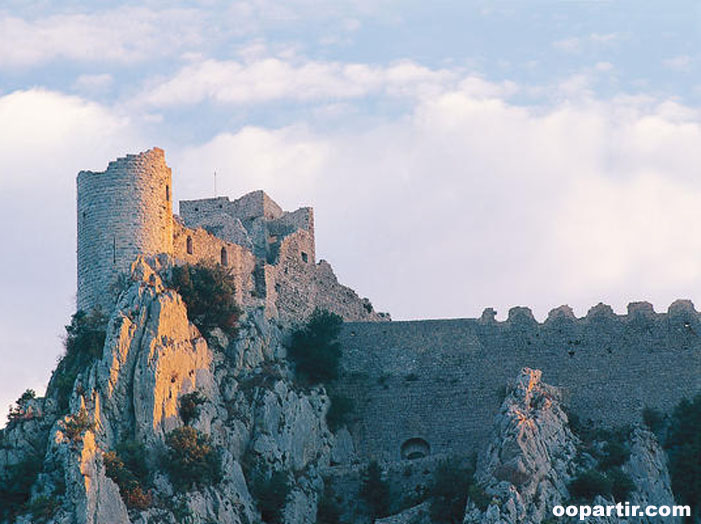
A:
[77, 148, 386, 323]
[77, 148, 700, 464]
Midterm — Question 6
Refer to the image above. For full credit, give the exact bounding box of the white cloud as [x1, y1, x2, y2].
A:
[138, 57, 459, 106]
[0, 7, 206, 67]
[0, 89, 142, 426]
[173, 126, 331, 204]
[171, 90, 701, 324]
[553, 37, 581, 53]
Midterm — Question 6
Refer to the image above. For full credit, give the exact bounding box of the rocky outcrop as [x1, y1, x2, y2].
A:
[463, 368, 680, 524]
[463, 368, 578, 524]
[1, 256, 336, 524]
[1, 257, 687, 524]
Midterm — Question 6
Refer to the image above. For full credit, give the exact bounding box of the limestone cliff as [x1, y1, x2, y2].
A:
[462, 368, 679, 524]
[0, 261, 689, 524]
[0, 256, 335, 524]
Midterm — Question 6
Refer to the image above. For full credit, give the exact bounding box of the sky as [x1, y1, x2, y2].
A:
[1, 0, 700, 421]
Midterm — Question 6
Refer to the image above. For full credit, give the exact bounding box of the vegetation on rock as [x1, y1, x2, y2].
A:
[642, 406, 666, 434]
[569, 469, 613, 500]
[163, 426, 222, 492]
[325, 391, 353, 432]
[51, 309, 108, 411]
[0, 448, 44, 521]
[103, 440, 151, 509]
[6, 388, 36, 425]
[170, 262, 242, 337]
[26, 495, 61, 523]
[664, 394, 700, 519]
[61, 407, 94, 442]
[315, 483, 342, 524]
[288, 308, 343, 385]
[249, 467, 291, 524]
[359, 460, 390, 519]
[430, 458, 485, 523]
[179, 391, 206, 426]
[566, 417, 635, 503]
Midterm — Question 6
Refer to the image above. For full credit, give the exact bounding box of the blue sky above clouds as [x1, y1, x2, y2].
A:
[0, 0, 700, 420]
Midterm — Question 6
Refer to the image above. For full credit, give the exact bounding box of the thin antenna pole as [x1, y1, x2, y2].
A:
[214, 170, 217, 196]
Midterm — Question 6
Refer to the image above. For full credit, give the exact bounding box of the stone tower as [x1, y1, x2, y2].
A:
[76, 148, 173, 312]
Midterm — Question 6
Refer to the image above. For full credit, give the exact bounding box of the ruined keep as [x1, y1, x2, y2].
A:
[76, 148, 700, 468]
[76, 148, 385, 322]
[77, 148, 173, 312]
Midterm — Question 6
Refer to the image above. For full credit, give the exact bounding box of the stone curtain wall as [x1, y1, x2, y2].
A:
[337, 301, 701, 462]
[77, 148, 173, 312]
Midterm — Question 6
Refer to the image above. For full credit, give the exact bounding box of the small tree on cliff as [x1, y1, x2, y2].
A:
[171, 262, 241, 337]
[664, 394, 701, 518]
[163, 426, 222, 492]
[360, 460, 390, 518]
[288, 308, 343, 385]
[51, 308, 108, 411]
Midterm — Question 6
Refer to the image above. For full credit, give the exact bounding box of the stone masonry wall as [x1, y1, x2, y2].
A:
[172, 219, 261, 310]
[337, 301, 701, 462]
[77, 148, 173, 312]
[263, 230, 387, 323]
[178, 189, 382, 322]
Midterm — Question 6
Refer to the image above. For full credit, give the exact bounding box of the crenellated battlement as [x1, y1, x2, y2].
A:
[474, 299, 699, 326]
[336, 299, 701, 461]
[75, 148, 698, 467]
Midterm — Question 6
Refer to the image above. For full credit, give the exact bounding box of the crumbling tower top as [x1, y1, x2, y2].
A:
[76, 147, 173, 312]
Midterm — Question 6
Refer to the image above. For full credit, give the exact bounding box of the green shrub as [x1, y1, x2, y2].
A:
[64, 309, 108, 359]
[51, 309, 107, 411]
[104, 446, 151, 510]
[316, 483, 341, 524]
[27, 495, 60, 523]
[326, 393, 353, 432]
[642, 406, 665, 434]
[360, 460, 390, 519]
[288, 309, 343, 385]
[7, 389, 36, 425]
[179, 391, 206, 426]
[430, 459, 477, 523]
[608, 467, 634, 501]
[163, 427, 222, 492]
[171, 263, 242, 337]
[467, 484, 490, 512]
[61, 407, 94, 442]
[599, 440, 630, 470]
[569, 469, 612, 501]
[665, 394, 700, 516]
[18, 389, 36, 403]
[115, 439, 149, 483]
[250, 468, 291, 524]
[0, 451, 43, 520]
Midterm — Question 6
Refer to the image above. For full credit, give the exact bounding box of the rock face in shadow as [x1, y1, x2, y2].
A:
[463, 368, 578, 524]
[462, 368, 680, 524]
